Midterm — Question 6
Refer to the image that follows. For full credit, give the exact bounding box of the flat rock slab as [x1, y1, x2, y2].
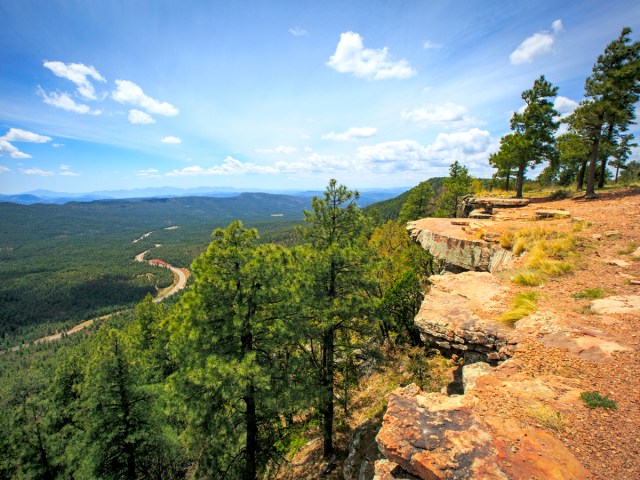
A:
[535, 209, 571, 219]
[408, 218, 512, 272]
[376, 384, 589, 480]
[590, 295, 640, 314]
[415, 271, 514, 361]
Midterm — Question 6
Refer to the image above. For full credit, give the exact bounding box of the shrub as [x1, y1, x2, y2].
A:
[549, 189, 571, 200]
[512, 270, 544, 286]
[526, 402, 564, 430]
[580, 391, 617, 410]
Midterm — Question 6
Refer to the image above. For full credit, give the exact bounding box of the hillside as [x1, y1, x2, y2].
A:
[0, 193, 309, 344]
[363, 177, 445, 220]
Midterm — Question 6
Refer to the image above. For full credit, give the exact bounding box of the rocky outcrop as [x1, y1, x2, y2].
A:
[344, 418, 384, 480]
[375, 383, 591, 480]
[414, 271, 516, 362]
[407, 218, 512, 273]
[590, 295, 640, 314]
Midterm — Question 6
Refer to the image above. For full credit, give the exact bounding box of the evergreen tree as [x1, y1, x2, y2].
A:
[298, 179, 370, 457]
[398, 181, 435, 223]
[488, 133, 526, 191]
[167, 221, 299, 478]
[435, 161, 472, 218]
[509, 75, 560, 198]
[568, 28, 640, 198]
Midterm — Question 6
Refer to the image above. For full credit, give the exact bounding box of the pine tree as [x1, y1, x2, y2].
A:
[488, 133, 526, 191]
[398, 181, 435, 223]
[167, 221, 299, 478]
[298, 179, 371, 457]
[568, 28, 640, 198]
[435, 161, 472, 217]
[509, 75, 559, 198]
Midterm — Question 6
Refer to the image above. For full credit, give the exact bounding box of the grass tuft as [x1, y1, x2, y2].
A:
[500, 292, 539, 326]
[571, 288, 605, 300]
[580, 391, 617, 410]
[511, 270, 544, 286]
[526, 402, 564, 430]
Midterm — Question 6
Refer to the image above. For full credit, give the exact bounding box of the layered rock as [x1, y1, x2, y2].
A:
[376, 383, 590, 480]
[407, 218, 512, 273]
[414, 271, 515, 362]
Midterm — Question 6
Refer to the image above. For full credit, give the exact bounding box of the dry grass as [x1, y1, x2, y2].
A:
[500, 292, 539, 326]
[511, 270, 544, 286]
[526, 402, 564, 431]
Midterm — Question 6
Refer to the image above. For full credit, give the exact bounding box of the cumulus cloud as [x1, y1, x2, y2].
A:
[161, 136, 182, 144]
[276, 153, 355, 174]
[322, 127, 377, 142]
[1, 128, 52, 143]
[128, 109, 156, 124]
[37, 87, 99, 114]
[0, 140, 31, 159]
[52, 143, 64, 148]
[289, 26, 308, 36]
[327, 32, 416, 80]
[356, 129, 496, 173]
[21, 167, 55, 176]
[510, 20, 563, 65]
[0, 165, 10, 173]
[401, 103, 479, 129]
[43, 61, 106, 100]
[112, 80, 179, 116]
[256, 145, 298, 154]
[166, 156, 278, 176]
[554, 96, 579, 116]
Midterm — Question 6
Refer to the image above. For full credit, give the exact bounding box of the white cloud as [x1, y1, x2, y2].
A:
[0, 165, 10, 173]
[161, 136, 182, 144]
[289, 26, 308, 36]
[60, 164, 70, 170]
[135, 168, 161, 178]
[21, 167, 55, 176]
[422, 40, 442, 49]
[256, 145, 298, 154]
[43, 61, 106, 100]
[166, 156, 278, 176]
[510, 20, 563, 65]
[356, 129, 496, 173]
[327, 31, 416, 80]
[60, 170, 80, 177]
[112, 80, 179, 116]
[52, 143, 64, 148]
[1, 128, 52, 143]
[322, 126, 378, 142]
[128, 109, 156, 124]
[401, 103, 478, 129]
[0, 140, 31, 159]
[38, 87, 99, 114]
[554, 96, 579, 115]
[276, 153, 355, 174]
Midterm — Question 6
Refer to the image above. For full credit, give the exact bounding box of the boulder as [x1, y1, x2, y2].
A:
[373, 459, 422, 480]
[407, 218, 512, 273]
[535, 209, 571, 219]
[414, 272, 515, 362]
[462, 362, 492, 392]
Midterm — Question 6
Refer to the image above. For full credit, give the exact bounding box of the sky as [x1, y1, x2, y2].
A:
[1, 0, 639, 194]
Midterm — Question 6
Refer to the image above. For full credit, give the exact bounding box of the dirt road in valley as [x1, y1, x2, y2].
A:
[5, 249, 189, 351]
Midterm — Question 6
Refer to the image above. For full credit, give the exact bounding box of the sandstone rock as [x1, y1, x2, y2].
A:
[604, 230, 620, 237]
[414, 272, 513, 362]
[590, 295, 640, 314]
[605, 258, 631, 267]
[376, 384, 509, 480]
[535, 209, 571, 219]
[632, 246, 640, 259]
[373, 459, 421, 480]
[344, 418, 383, 480]
[408, 218, 512, 273]
[462, 362, 492, 392]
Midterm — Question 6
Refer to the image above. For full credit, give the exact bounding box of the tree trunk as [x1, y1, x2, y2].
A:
[320, 326, 335, 458]
[515, 163, 526, 199]
[504, 171, 510, 192]
[615, 165, 620, 183]
[577, 160, 587, 191]
[598, 122, 615, 188]
[586, 136, 600, 199]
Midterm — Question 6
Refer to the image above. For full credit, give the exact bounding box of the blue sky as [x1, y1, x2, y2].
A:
[1, 0, 639, 194]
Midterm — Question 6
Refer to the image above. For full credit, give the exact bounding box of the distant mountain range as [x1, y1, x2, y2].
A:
[0, 186, 409, 207]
